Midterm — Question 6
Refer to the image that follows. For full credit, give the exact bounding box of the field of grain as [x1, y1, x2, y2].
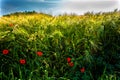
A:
[0, 11, 120, 80]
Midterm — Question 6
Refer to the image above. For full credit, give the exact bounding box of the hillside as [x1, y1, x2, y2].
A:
[0, 11, 120, 80]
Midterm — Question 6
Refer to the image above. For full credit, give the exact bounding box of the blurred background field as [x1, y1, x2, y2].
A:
[0, 10, 120, 80]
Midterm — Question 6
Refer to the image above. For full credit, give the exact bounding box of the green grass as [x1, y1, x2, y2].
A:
[0, 11, 120, 80]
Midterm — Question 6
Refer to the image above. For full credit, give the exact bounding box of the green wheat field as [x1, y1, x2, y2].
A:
[0, 10, 120, 80]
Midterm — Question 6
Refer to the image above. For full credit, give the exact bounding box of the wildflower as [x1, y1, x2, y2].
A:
[19, 59, 26, 65]
[68, 62, 74, 67]
[80, 67, 85, 73]
[37, 51, 43, 56]
[2, 49, 9, 55]
[67, 57, 71, 63]
[9, 23, 14, 27]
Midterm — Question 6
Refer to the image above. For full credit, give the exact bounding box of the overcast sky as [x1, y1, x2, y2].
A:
[0, 0, 120, 16]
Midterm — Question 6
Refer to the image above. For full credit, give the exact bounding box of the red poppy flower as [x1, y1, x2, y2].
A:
[9, 23, 14, 27]
[19, 59, 26, 64]
[68, 62, 74, 67]
[37, 51, 43, 56]
[80, 67, 85, 73]
[2, 49, 9, 55]
[67, 57, 71, 63]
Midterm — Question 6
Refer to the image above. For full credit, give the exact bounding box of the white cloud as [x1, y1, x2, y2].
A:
[119, 0, 120, 7]
[53, 0, 120, 15]
[62, 0, 119, 1]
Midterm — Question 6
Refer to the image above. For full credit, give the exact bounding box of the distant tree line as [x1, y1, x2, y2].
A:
[3, 10, 52, 17]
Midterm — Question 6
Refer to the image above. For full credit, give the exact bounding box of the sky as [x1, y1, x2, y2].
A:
[0, 0, 120, 16]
